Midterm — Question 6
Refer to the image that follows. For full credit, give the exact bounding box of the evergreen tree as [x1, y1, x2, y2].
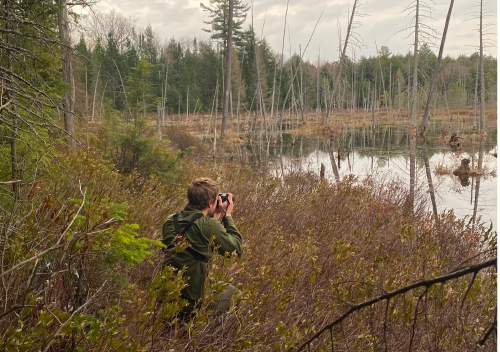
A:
[127, 58, 154, 120]
[200, 0, 250, 49]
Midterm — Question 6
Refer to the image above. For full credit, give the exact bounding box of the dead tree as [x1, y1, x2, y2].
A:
[375, 42, 389, 116]
[277, 0, 290, 143]
[479, 0, 485, 131]
[316, 47, 320, 117]
[410, 0, 419, 128]
[221, 0, 233, 137]
[324, 0, 360, 125]
[421, 0, 454, 133]
[400, 0, 436, 127]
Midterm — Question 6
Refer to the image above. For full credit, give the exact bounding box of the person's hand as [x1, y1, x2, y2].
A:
[214, 194, 225, 219]
[225, 193, 234, 217]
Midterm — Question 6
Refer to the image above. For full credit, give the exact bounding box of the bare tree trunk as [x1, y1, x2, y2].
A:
[409, 8, 417, 212]
[186, 85, 189, 121]
[316, 47, 320, 117]
[410, 0, 419, 127]
[113, 59, 132, 119]
[221, 0, 233, 136]
[472, 140, 484, 232]
[479, 0, 485, 131]
[299, 45, 305, 122]
[421, 0, 454, 133]
[407, 61, 411, 120]
[409, 135, 416, 212]
[99, 80, 108, 119]
[289, 51, 297, 138]
[57, 0, 75, 147]
[422, 140, 438, 218]
[208, 79, 218, 138]
[325, 0, 358, 125]
[163, 62, 169, 122]
[230, 88, 233, 120]
[253, 20, 268, 142]
[409, 11, 417, 212]
[85, 66, 88, 118]
[473, 54, 478, 128]
[352, 49, 356, 115]
[389, 62, 392, 116]
[444, 85, 451, 120]
[371, 88, 375, 129]
[156, 102, 162, 140]
[365, 81, 370, 125]
[92, 68, 100, 122]
[236, 51, 245, 137]
[472, 0, 486, 231]
[397, 78, 401, 119]
[277, 0, 290, 144]
[270, 58, 277, 138]
[214, 79, 219, 156]
[375, 42, 389, 116]
[328, 139, 341, 182]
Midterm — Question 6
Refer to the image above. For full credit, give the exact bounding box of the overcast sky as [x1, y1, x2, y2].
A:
[84, 0, 497, 62]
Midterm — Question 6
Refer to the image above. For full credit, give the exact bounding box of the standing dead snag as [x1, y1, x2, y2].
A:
[221, 0, 233, 137]
[421, 0, 454, 134]
[478, 0, 485, 132]
[410, 0, 419, 128]
[324, 0, 360, 125]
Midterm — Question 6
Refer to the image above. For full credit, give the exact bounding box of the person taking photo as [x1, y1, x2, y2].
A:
[162, 177, 242, 318]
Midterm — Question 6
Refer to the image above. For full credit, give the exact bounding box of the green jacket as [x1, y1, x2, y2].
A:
[162, 206, 243, 312]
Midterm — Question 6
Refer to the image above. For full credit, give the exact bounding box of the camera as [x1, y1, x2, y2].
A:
[219, 192, 235, 204]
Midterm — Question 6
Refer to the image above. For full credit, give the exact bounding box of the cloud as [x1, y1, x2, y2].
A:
[88, 0, 497, 61]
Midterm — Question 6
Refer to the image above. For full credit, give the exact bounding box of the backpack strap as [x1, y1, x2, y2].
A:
[182, 213, 203, 234]
[167, 212, 208, 263]
[173, 212, 180, 234]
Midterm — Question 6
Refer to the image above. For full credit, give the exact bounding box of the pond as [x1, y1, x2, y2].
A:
[236, 122, 498, 232]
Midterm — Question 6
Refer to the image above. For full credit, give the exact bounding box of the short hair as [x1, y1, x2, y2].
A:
[187, 177, 219, 210]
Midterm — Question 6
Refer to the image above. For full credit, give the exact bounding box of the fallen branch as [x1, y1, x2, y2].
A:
[0, 180, 22, 184]
[296, 257, 497, 351]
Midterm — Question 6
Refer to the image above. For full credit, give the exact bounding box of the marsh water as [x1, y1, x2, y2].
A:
[235, 121, 498, 231]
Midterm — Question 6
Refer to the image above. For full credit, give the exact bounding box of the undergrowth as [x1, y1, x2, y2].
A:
[0, 123, 496, 351]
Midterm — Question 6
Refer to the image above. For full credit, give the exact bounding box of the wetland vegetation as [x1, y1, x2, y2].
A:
[0, 0, 497, 351]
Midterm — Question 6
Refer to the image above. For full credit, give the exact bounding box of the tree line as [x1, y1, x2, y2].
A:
[72, 9, 497, 126]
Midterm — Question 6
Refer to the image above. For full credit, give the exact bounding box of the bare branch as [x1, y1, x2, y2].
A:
[295, 258, 497, 352]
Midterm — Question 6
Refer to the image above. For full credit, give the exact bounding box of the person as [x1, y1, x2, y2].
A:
[162, 177, 243, 318]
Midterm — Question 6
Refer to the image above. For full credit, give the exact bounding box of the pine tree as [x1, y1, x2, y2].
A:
[200, 0, 250, 49]
[127, 58, 154, 120]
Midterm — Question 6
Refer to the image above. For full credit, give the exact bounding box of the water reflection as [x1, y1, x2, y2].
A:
[472, 139, 485, 233]
[421, 139, 438, 218]
[238, 123, 497, 231]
